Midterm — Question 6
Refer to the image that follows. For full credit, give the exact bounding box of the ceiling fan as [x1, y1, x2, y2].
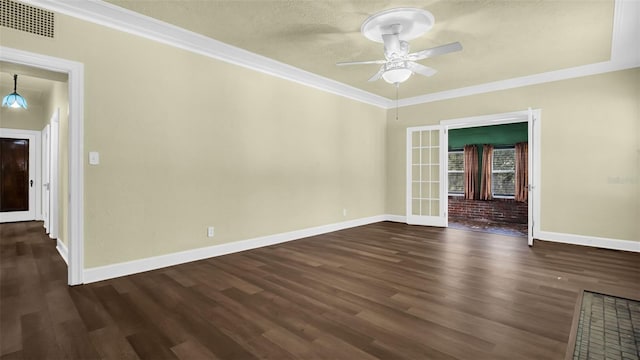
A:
[337, 8, 462, 85]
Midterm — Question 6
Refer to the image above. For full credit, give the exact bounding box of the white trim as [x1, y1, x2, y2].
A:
[56, 239, 69, 265]
[384, 214, 407, 223]
[42, 124, 50, 231]
[0, 46, 85, 285]
[531, 110, 542, 243]
[49, 109, 60, 240]
[83, 215, 387, 283]
[398, 0, 639, 107]
[25, 0, 389, 109]
[0, 128, 41, 223]
[78, 213, 639, 283]
[23, 0, 639, 109]
[397, 61, 639, 107]
[383, 215, 638, 253]
[537, 231, 640, 253]
[611, 0, 640, 66]
[441, 110, 529, 128]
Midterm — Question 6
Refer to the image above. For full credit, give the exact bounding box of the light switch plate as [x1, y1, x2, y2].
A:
[89, 151, 100, 165]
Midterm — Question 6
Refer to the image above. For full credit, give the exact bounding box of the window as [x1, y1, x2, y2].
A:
[492, 148, 515, 197]
[448, 150, 463, 194]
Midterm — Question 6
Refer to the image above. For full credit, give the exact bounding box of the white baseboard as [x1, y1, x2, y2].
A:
[536, 231, 640, 253]
[56, 239, 69, 265]
[83, 215, 388, 284]
[384, 214, 639, 253]
[384, 214, 407, 223]
[80, 215, 639, 284]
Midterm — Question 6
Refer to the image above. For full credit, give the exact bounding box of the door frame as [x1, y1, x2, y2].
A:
[0, 128, 41, 223]
[1, 46, 85, 285]
[440, 109, 542, 245]
[48, 109, 60, 240]
[42, 124, 50, 231]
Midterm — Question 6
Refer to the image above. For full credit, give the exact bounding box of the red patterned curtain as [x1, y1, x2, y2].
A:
[480, 144, 494, 200]
[514, 142, 528, 202]
[463, 145, 478, 199]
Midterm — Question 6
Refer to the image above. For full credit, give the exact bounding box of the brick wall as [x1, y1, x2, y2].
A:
[448, 196, 528, 224]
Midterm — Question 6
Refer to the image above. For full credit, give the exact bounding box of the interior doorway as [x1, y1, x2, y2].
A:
[0, 129, 40, 223]
[407, 110, 541, 245]
[446, 123, 528, 237]
[442, 109, 541, 245]
[1, 47, 85, 285]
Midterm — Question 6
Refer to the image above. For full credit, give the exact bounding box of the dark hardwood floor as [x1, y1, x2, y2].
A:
[1, 221, 639, 359]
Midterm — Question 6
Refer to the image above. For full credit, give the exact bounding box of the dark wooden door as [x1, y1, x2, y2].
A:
[0, 138, 30, 212]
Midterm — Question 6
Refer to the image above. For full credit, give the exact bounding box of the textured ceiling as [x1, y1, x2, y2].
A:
[100, 1, 614, 99]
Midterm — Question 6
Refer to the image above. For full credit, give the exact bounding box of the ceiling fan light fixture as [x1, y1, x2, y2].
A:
[382, 68, 412, 84]
[337, 7, 462, 86]
[2, 74, 28, 109]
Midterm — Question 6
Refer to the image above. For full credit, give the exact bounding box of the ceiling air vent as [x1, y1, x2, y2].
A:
[0, 0, 54, 38]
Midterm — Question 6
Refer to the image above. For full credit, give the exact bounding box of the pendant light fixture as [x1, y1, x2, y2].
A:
[2, 74, 28, 109]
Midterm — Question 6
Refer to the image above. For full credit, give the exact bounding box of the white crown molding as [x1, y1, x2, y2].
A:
[398, 59, 639, 107]
[23, 0, 638, 110]
[399, 0, 639, 107]
[24, 0, 390, 109]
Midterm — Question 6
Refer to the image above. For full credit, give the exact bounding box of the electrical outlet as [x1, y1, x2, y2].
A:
[207, 226, 215, 237]
[343, 208, 347, 217]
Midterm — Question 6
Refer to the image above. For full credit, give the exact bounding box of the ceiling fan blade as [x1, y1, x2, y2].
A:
[407, 42, 463, 61]
[368, 65, 386, 82]
[336, 59, 387, 66]
[407, 62, 437, 77]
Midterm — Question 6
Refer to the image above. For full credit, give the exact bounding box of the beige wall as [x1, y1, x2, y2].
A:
[0, 101, 46, 131]
[1, 11, 636, 271]
[386, 69, 640, 242]
[0, 14, 387, 267]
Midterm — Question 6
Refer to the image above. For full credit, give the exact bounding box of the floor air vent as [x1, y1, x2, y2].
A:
[0, 0, 54, 38]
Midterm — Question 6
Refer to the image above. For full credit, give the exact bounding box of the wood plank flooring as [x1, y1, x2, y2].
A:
[1, 221, 639, 359]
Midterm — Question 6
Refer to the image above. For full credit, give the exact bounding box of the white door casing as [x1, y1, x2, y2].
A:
[42, 124, 50, 231]
[49, 109, 60, 240]
[0, 128, 41, 223]
[527, 108, 542, 246]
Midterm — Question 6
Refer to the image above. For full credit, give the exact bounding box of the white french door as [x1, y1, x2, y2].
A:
[406, 125, 448, 227]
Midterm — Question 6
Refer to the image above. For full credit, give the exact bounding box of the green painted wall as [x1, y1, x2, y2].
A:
[448, 122, 528, 150]
[448, 123, 528, 193]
